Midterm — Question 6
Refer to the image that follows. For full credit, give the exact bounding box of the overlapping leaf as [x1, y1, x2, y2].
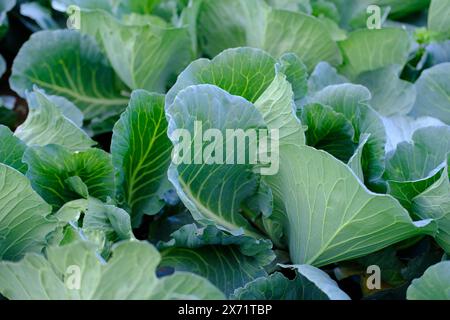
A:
[166, 47, 278, 106]
[166, 47, 305, 145]
[382, 116, 445, 154]
[53, 198, 135, 248]
[197, 0, 342, 70]
[79, 10, 192, 93]
[311, 84, 386, 185]
[166, 48, 305, 238]
[263, 144, 435, 266]
[308, 62, 348, 93]
[386, 126, 450, 179]
[0, 240, 224, 299]
[385, 127, 450, 200]
[412, 161, 450, 253]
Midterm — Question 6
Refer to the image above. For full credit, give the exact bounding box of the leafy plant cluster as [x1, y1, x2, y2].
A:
[0, 0, 449, 300]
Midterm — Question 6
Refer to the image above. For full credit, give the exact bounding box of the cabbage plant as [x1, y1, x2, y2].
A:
[0, 0, 449, 301]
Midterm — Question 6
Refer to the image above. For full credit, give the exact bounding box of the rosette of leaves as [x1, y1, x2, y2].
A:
[165, 47, 437, 270]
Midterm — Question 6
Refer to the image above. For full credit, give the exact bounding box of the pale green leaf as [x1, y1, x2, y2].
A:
[384, 126, 450, 211]
[20, 2, 59, 30]
[243, 181, 273, 219]
[428, 0, 450, 36]
[338, 29, 411, 79]
[283, 264, 351, 299]
[254, 72, 305, 146]
[14, 88, 95, 151]
[263, 144, 435, 266]
[197, 0, 270, 58]
[311, 0, 340, 22]
[80, 10, 191, 93]
[411, 63, 450, 125]
[277, 52, 309, 102]
[150, 272, 226, 300]
[46, 94, 84, 128]
[316, 16, 347, 42]
[329, 0, 429, 28]
[266, 0, 312, 13]
[356, 65, 416, 117]
[263, 9, 342, 70]
[65, 176, 89, 199]
[0, 240, 224, 299]
[116, 0, 162, 15]
[51, 0, 113, 12]
[407, 261, 450, 300]
[427, 41, 450, 66]
[387, 171, 444, 212]
[0, 0, 15, 39]
[0, 163, 57, 261]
